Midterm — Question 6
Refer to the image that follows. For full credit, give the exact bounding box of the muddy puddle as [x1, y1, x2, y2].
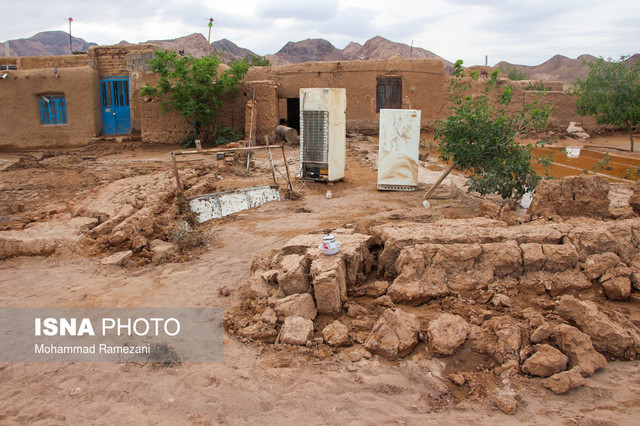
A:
[533, 146, 640, 182]
[419, 138, 640, 183]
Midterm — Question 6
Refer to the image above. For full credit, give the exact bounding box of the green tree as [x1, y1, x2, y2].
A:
[141, 50, 249, 145]
[574, 56, 640, 151]
[427, 60, 553, 200]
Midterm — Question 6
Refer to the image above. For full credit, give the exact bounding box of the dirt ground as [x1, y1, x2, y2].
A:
[1, 133, 640, 424]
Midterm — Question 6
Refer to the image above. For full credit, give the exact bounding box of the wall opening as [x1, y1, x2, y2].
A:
[286, 98, 300, 132]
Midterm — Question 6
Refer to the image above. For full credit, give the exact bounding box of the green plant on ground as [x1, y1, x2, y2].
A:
[592, 153, 611, 173]
[429, 60, 553, 200]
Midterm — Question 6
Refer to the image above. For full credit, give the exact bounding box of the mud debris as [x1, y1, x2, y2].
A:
[227, 207, 640, 402]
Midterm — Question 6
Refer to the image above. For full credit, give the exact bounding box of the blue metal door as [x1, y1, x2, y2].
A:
[100, 77, 131, 135]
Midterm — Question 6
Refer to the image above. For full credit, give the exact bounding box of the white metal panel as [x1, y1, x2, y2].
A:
[328, 89, 346, 182]
[189, 185, 280, 223]
[377, 109, 421, 190]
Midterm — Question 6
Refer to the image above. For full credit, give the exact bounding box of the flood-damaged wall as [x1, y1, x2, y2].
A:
[0, 66, 101, 149]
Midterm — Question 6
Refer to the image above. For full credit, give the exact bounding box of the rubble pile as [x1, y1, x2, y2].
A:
[227, 209, 640, 406]
[0, 168, 219, 262]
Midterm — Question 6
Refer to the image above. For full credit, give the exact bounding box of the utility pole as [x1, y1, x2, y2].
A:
[68, 17, 73, 54]
[485, 55, 488, 66]
[410, 40, 414, 58]
[207, 18, 214, 56]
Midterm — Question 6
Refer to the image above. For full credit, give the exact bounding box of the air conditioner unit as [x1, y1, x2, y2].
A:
[299, 88, 346, 181]
[377, 109, 421, 191]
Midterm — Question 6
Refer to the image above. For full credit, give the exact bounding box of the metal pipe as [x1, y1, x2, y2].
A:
[275, 125, 299, 144]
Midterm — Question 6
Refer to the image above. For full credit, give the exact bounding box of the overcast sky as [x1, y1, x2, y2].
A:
[3, 0, 639, 66]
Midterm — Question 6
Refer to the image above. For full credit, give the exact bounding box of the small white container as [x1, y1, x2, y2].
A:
[320, 233, 341, 255]
[566, 146, 581, 158]
[319, 242, 341, 255]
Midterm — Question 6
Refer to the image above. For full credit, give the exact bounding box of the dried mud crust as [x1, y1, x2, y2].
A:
[226, 216, 640, 412]
[0, 142, 281, 263]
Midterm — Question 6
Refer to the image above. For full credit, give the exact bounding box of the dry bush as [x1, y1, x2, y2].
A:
[169, 220, 212, 252]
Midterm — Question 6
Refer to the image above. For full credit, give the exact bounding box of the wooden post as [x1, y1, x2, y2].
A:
[171, 152, 183, 193]
[424, 163, 455, 200]
[280, 145, 293, 191]
[265, 136, 277, 186]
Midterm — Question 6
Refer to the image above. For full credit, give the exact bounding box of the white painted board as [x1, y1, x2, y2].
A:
[189, 185, 280, 223]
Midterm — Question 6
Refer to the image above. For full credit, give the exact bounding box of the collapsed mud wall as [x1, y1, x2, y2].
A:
[227, 214, 640, 399]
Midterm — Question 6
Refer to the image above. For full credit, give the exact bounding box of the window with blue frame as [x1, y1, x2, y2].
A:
[39, 94, 68, 125]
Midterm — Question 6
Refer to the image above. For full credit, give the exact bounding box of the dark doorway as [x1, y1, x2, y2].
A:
[286, 98, 300, 132]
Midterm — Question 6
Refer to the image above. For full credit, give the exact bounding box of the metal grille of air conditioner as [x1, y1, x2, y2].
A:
[302, 110, 329, 163]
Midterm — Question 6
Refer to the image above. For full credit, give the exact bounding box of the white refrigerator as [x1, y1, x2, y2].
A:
[377, 109, 421, 191]
[299, 88, 346, 182]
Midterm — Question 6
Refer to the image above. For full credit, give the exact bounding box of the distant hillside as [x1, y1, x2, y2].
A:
[3, 31, 638, 87]
[145, 33, 211, 58]
[1, 31, 96, 56]
[210, 39, 257, 61]
[267, 39, 342, 65]
[266, 36, 453, 70]
[496, 54, 622, 89]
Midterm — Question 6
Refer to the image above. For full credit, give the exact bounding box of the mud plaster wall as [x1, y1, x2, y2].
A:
[139, 73, 191, 144]
[248, 58, 450, 133]
[523, 91, 598, 131]
[463, 78, 600, 132]
[0, 67, 101, 149]
[140, 74, 278, 144]
[0, 55, 95, 70]
[225, 80, 278, 143]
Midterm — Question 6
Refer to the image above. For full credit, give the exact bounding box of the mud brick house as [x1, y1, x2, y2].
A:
[0, 45, 592, 149]
[0, 45, 156, 149]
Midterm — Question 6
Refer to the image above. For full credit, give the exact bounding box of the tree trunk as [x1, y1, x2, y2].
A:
[425, 163, 456, 200]
[630, 121, 635, 152]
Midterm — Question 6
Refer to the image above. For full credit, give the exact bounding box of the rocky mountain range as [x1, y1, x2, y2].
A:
[1, 31, 96, 56]
[2, 31, 638, 87]
[264, 36, 451, 68]
[496, 53, 640, 89]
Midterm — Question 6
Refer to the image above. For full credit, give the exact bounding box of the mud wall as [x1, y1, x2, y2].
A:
[0, 54, 94, 70]
[223, 80, 278, 143]
[139, 72, 191, 144]
[523, 91, 598, 131]
[0, 66, 101, 149]
[247, 58, 450, 133]
[140, 73, 279, 145]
